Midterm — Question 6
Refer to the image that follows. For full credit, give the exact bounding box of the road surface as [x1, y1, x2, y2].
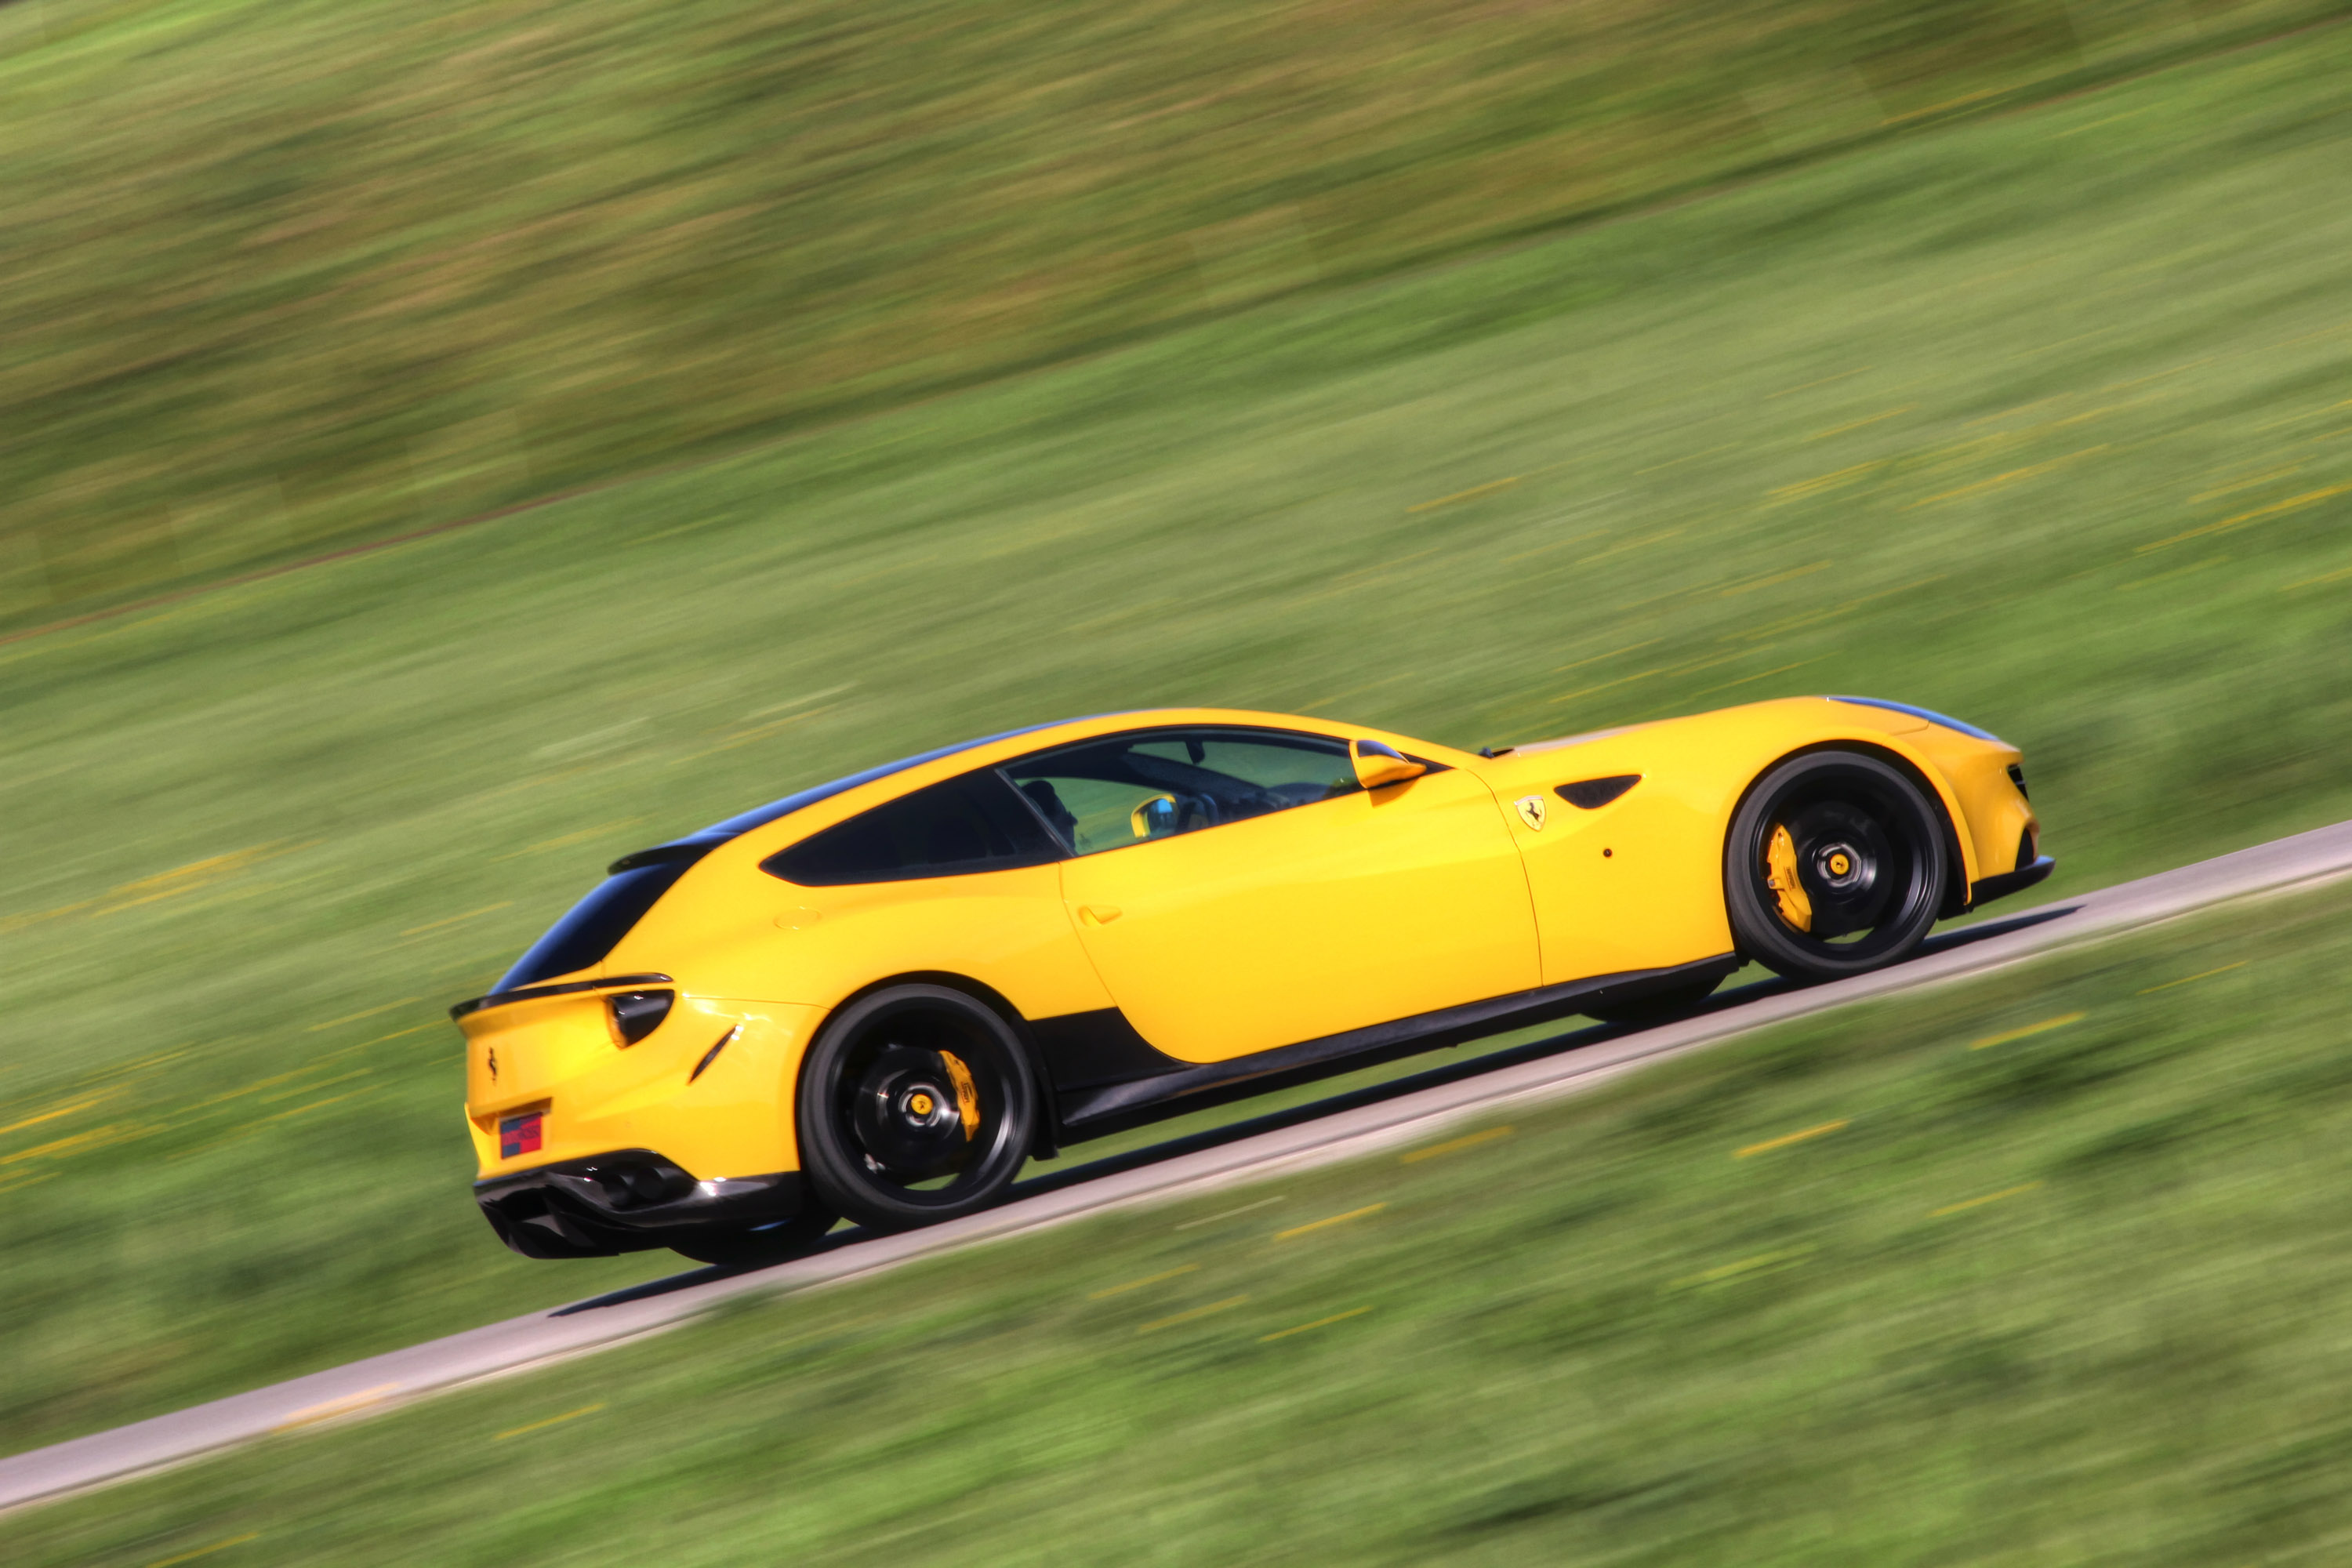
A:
[5, 818, 2351, 1515]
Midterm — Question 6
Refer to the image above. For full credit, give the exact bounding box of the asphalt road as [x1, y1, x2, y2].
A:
[8, 818, 2352, 1515]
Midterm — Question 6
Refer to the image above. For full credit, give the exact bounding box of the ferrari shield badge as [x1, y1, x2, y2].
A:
[1515, 794, 1548, 832]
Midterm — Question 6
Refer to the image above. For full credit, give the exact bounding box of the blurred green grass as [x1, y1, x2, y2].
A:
[8, 867, 2351, 1563]
[3, 13, 2352, 1461]
[2, 0, 2345, 618]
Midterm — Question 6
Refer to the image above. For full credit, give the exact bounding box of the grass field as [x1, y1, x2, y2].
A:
[8, 869, 2352, 1563]
[4, 0, 2346, 615]
[2, 13, 2351, 1468]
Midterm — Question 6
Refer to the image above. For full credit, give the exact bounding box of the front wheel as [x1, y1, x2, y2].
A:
[1725, 750, 1949, 983]
[794, 983, 1040, 1232]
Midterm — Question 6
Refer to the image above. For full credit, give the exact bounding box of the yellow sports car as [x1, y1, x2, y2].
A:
[458, 697, 2047, 1261]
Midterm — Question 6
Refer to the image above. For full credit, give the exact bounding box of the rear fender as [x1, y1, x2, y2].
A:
[808, 970, 1062, 1160]
[462, 989, 817, 1180]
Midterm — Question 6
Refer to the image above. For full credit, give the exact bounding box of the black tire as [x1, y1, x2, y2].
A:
[1583, 975, 1723, 1026]
[1725, 750, 1949, 983]
[669, 1203, 840, 1268]
[794, 983, 1039, 1232]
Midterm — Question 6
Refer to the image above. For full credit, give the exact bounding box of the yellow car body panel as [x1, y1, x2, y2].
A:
[462, 995, 818, 1181]
[1056, 764, 1537, 1061]
[453, 697, 2042, 1255]
[611, 859, 1113, 1028]
[1467, 696, 2021, 984]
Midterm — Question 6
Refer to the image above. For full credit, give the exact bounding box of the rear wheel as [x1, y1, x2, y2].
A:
[795, 984, 1039, 1232]
[1725, 750, 1949, 983]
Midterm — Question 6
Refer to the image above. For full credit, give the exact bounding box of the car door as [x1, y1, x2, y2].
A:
[1004, 726, 1539, 1062]
[1498, 766, 1733, 985]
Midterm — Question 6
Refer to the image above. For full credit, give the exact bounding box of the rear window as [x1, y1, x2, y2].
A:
[488, 718, 1102, 995]
[494, 852, 709, 991]
[695, 718, 1080, 839]
[762, 770, 1062, 885]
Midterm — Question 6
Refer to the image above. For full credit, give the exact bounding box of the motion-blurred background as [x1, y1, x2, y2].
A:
[4, 0, 2351, 1561]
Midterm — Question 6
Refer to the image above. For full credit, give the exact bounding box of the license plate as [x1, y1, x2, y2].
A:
[499, 1111, 543, 1160]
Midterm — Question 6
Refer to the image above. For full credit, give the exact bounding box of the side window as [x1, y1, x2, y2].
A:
[762, 770, 1063, 886]
[1002, 728, 1358, 857]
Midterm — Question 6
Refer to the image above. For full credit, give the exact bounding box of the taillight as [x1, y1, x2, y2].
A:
[608, 990, 673, 1046]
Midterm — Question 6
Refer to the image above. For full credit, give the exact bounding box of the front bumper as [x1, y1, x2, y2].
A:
[474, 1149, 812, 1259]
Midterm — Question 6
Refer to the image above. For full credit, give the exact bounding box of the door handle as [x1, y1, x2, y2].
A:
[1078, 904, 1123, 927]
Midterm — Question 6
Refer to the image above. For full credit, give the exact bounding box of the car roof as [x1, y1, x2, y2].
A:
[686, 717, 1091, 842]
[616, 707, 1465, 869]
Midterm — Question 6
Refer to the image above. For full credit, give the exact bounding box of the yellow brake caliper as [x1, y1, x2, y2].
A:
[1766, 823, 1813, 932]
[939, 1051, 982, 1142]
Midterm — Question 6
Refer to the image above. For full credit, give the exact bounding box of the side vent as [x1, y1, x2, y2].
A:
[1556, 775, 1642, 810]
[2006, 763, 2029, 800]
[688, 1025, 739, 1083]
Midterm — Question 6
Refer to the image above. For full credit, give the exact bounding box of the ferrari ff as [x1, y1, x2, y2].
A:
[456, 697, 2049, 1262]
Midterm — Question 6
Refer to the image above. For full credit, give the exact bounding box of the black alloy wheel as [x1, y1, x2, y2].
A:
[668, 1203, 840, 1268]
[795, 983, 1039, 1231]
[1724, 750, 1950, 982]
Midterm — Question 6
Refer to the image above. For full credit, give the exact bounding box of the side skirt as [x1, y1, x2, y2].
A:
[1035, 953, 1744, 1145]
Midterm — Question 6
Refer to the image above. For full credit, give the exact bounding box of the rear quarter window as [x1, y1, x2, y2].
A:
[762, 770, 1062, 885]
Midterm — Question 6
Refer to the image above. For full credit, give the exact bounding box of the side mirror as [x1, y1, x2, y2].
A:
[1352, 739, 1427, 791]
[1131, 794, 1180, 838]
